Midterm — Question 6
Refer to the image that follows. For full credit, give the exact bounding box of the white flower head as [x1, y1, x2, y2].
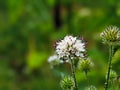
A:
[48, 55, 58, 63]
[56, 35, 85, 62]
[48, 54, 63, 68]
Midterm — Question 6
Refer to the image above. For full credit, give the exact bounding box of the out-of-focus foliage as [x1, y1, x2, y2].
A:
[0, 0, 120, 90]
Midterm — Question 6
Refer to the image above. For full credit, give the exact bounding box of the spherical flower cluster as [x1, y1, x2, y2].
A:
[100, 25, 120, 45]
[60, 76, 74, 90]
[48, 54, 63, 68]
[78, 58, 94, 73]
[56, 35, 85, 62]
[85, 85, 97, 90]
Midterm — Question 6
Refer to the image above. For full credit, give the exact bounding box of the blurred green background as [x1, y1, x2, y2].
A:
[1, 0, 120, 90]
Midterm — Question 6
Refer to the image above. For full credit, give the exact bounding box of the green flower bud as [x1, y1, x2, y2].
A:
[85, 85, 97, 90]
[78, 58, 94, 73]
[106, 70, 117, 82]
[60, 76, 74, 90]
[100, 25, 120, 45]
[110, 70, 117, 80]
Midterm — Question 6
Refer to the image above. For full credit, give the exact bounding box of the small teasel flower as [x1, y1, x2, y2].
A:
[48, 54, 63, 68]
[60, 76, 74, 90]
[56, 35, 85, 62]
[85, 85, 97, 90]
[78, 58, 94, 74]
[100, 25, 120, 45]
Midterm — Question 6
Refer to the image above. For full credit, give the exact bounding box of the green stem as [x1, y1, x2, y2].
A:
[84, 71, 89, 86]
[70, 59, 78, 90]
[105, 45, 114, 90]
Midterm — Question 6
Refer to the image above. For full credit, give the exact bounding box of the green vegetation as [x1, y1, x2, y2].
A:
[0, 0, 120, 90]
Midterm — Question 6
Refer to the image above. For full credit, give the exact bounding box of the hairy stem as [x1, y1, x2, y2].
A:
[105, 45, 114, 90]
[71, 59, 78, 90]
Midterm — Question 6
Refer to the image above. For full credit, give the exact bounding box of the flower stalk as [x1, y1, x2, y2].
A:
[100, 25, 120, 90]
[55, 35, 85, 90]
[70, 59, 78, 90]
[105, 45, 114, 90]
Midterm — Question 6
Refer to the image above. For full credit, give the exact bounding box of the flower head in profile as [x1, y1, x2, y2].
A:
[48, 54, 63, 68]
[56, 35, 85, 62]
[100, 25, 120, 45]
[78, 57, 94, 73]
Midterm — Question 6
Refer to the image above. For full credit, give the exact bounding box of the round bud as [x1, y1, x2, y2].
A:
[60, 76, 74, 90]
[100, 25, 120, 45]
[78, 58, 94, 73]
